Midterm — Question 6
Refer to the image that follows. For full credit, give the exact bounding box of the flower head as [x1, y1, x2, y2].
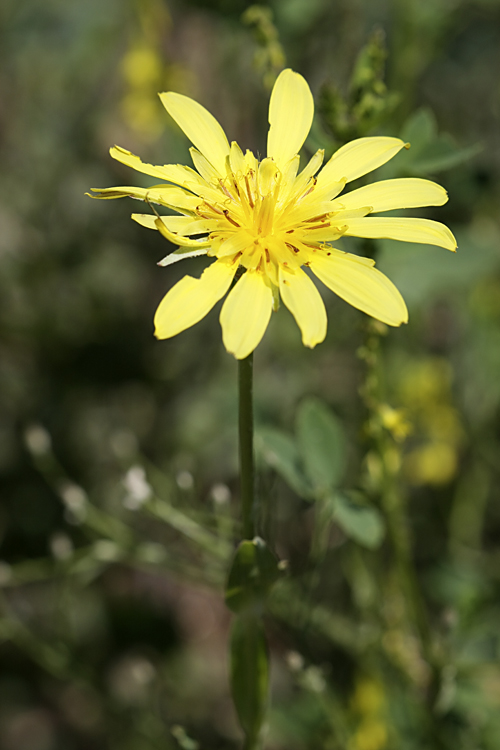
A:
[90, 69, 456, 359]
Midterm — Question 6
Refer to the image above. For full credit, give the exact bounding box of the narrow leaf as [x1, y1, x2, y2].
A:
[230, 613, 269, 746]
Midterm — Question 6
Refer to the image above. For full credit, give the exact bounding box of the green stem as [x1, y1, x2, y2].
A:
[239, 353, 255, 540]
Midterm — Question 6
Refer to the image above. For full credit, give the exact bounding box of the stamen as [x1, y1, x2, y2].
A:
[200, 200, 224, 216]
[304, 213, 330, 223]
[244, 173, 255, 208]
[301, 177, 317, 199]
[223, 209, 240, 228]
[285, 243, 300, 254]
[305, 222, 331, 230]
[257, 193, 275, 236]
[219, 181, 234, 200]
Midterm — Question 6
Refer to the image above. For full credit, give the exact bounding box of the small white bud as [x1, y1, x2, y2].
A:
[176, 470, 194, 490]
[24, 424, 51, 456]
[211, 483, 231, 505]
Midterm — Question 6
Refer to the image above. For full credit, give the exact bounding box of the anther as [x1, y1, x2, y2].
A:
[219, 181, 233, 200]
[302, 177, 317, 199]
[305, 213, 330, 223]
[223, 209, 240, 228]
[306, 222, 331, 230]
[244, 174, 254, 208]
[201, 201, 224, 215]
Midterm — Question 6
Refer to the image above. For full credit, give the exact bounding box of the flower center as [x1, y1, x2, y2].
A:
[192, 146, 336, 283]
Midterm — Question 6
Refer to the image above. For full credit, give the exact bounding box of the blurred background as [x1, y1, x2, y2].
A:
[1, 0, 500, 748]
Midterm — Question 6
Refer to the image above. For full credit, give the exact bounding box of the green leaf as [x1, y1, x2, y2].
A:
[230, 613, 269, 746]
[333, 493, 385, 549]
[377, 226, 500, 308]
[225, 537, 282, 614]
[295, 397, 346, 493]
[257, 427, 312, 498]
[412, 137, 482, 174]
[377, 107, 481, 179]
[401, 107, 437, 152]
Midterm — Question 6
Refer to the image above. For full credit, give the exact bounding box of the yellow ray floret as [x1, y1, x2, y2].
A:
[89, 68, 456, 358]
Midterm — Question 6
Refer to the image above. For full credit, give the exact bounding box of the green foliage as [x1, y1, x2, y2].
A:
[243, 5, 285, 88]
[258, 426, 313, 499]
[259, 398, 386, 549]
[377, 224, 500, 308]
[295, 397, 346, 494]
[332, 493, 385, 550]
[258, 397, 347, 500]
[379, 107, 483, 178]
[317, 28, 400, 143]
[2, 0, 500, 748]
[230, 613, 269, 749]
[225, 537, 282, 613]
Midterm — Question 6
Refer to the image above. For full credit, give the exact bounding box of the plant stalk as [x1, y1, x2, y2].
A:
[239, 353, 255, 540]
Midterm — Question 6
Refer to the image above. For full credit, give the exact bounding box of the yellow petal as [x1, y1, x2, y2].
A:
[189, 147, 221, 184]
[317, 137, 406, 187]
[267, 69, 314, 169]
[229, 141, 245, 174]
[216, 230, 253, 258]
[132, 213, 176, 230]
[258, 157, 279, 195]
[343, 217, 457, 251]
[333, 178, 448, 213]
[132, 214, 217, 236]
[280, 149, 324, 205]
[266, 237, 303, 269]
[88, 185, 156, 201]
[154, 260, 236, 339]
[110, 146, 204, 186]
[89, 185, 199, 212]
[279, 267, 327, 347]
[157, 247, 208, 267]
[159, 92, 230, 176]
[309, 249, 408, 326]
[154, 218, 211, 248]
[220, 271, 273, 359]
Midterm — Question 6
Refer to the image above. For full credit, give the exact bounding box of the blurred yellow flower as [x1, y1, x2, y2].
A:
[398, 358, 464, 486]
[351, 719, 388, 750]
[90, 69, 456, 359]
[405, 441, 458, 485]
[350, 678, 388, 750]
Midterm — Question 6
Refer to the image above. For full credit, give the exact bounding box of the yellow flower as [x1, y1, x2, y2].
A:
[90, 69, 456, 359]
